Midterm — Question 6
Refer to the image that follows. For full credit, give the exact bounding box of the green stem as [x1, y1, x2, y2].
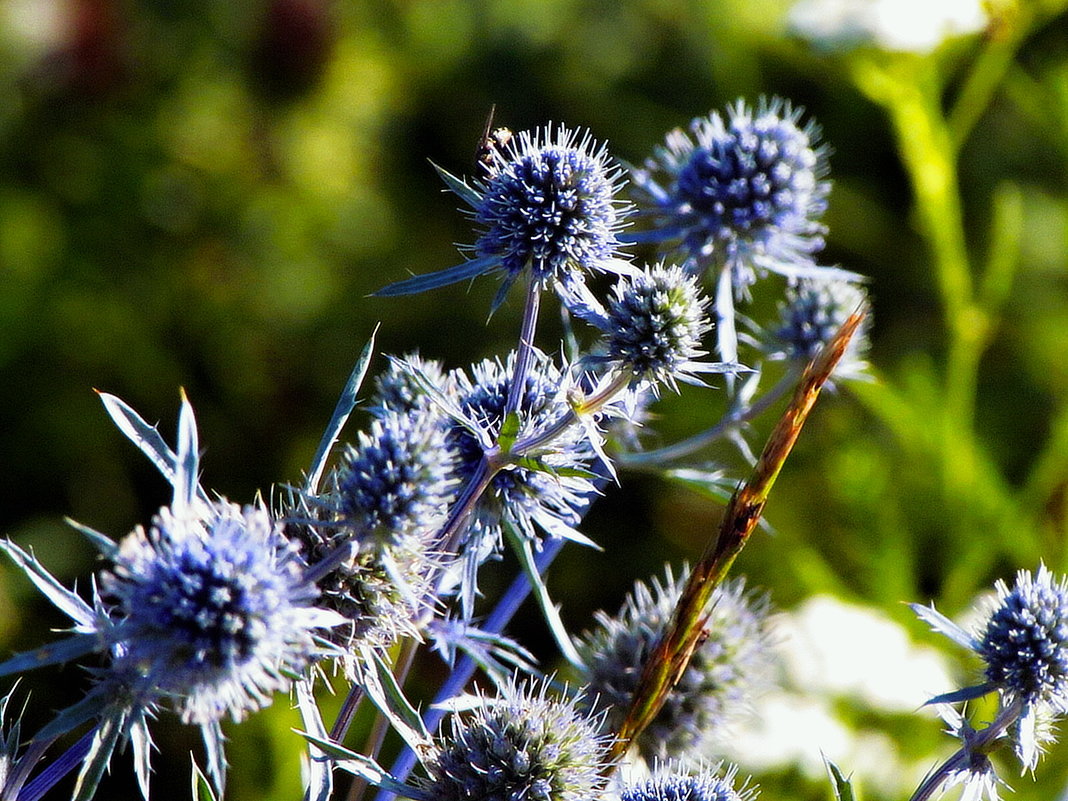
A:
[345, 640, 420, 801]
[947, 6, 1033, 153]
[853, 59, 982, 494]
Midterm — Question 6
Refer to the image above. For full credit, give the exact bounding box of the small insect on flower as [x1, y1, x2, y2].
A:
[475, 104, 514, 171]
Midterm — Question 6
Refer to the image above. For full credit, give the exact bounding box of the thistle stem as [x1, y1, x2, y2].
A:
[908, 700, 1022, 801]
[504, 277, 542, 418]
[329, 685, 366, 744]
[345, 640, 420, 801]
[510, 370, 632, 457]
[433, 456, 497, 585]
[618, 364, 801, 467]
[18, 729, 93, 801]
[4, 736, 55, 801]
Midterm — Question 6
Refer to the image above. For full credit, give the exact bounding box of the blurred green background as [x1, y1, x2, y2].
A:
[2, 0, 1067, 798]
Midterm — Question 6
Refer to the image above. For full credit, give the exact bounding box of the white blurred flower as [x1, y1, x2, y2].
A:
[780, 595, 957, 710]
[788, 0, 988, 53]
[719, 595, 956, 794]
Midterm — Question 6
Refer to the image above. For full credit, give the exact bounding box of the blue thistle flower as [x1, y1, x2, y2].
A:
[369, 352, 448, 417]
[104, 500, 336, 725]
[620, 763, 755, 801]
[632, 98, 829, 285]
[912, 565, 1068, 770]
[476, 126, 627, 284]
[0, 498, 344, 799]
[577, 567, 774, 762]
[597, 262, 721, 390]
[333, 410, 456, 550]
[376, 125, 632, 309]
[630, 99, 858, 363]
[0, 394, 345, 799]
[764, 277, 870, 380]
[977, 566, 1068, 713]
[446, 350, 599, 558]
[290, 409, 455, 661]
[422, 678, 610, 801]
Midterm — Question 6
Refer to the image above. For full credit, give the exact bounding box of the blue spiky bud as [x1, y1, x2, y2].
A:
[334, 410, 456, 550]
[604, 262, 713, 388]
[447, 350, 597, 554]
[621, 763, 754, 801]
[632, 98, 829, 287]
[978, 565, 1068, 713]
[476, 125, 628, 284]
[369, 353, 448, 417]
[766, 277, 869, 379]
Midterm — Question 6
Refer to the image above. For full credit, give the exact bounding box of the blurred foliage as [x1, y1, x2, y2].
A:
[1, 0, 1068, 799]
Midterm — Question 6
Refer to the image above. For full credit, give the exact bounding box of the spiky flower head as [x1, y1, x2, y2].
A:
[631, 98, 829, 290]
[291, 409, 454, 661]
[447, 349, 598, 559]
[369, 352, 448, 417]
[766, 277, 870, 379]
[422, 678, 610, 801]
[476, 124, 628, 286]
[603, 262, 714, 388]
[104, 500, 336, 724]
[977, 566, 1068, 715]
[912, 564, 1068, 771]
[374, 124, 630, 306]
[0, 394, 349, 799]
[578, 567, 774, 762]
[333, 409, 456, 550]
[620, 763, 754, 801]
